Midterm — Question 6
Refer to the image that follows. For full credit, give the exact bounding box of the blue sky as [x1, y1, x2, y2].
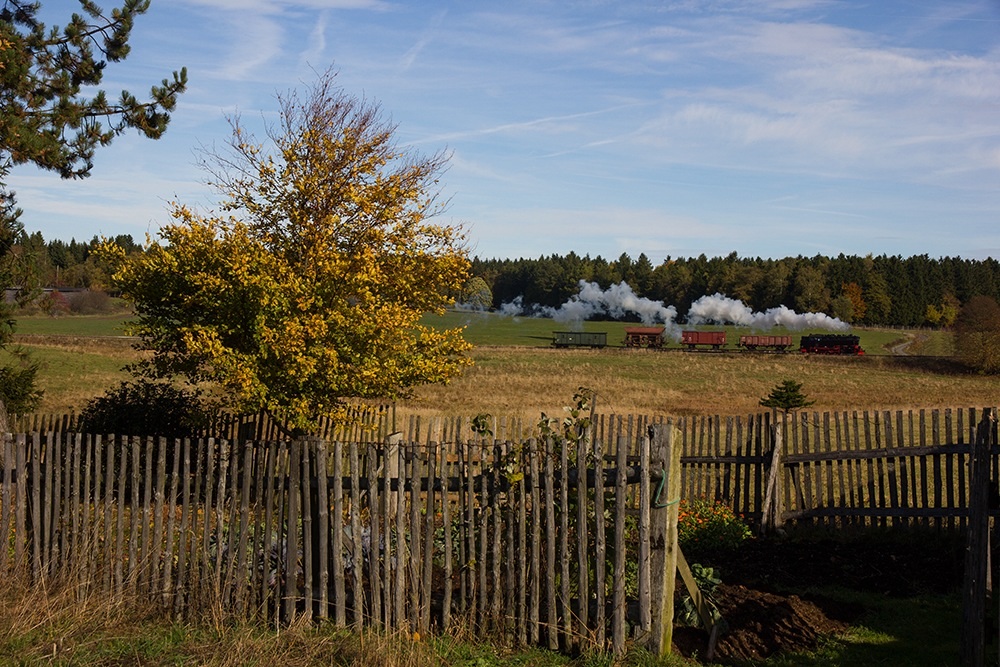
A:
[7, 0, 1000, 263]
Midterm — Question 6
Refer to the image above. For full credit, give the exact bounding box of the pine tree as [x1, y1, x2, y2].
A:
[0, 0, 186, 421]
[759, 379, 815, 413]
[1, 0, 187, 228]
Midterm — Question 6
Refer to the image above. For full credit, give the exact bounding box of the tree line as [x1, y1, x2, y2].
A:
[472, 252, 1000, 327]
[9, 237, 1000, 330]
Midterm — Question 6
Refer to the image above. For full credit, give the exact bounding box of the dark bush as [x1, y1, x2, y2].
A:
[77, 379, 212, 439]
[954, 295, 1000, 373]
[68, 289, 115, 315]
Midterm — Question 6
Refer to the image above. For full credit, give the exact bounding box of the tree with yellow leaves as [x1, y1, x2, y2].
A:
[105, 69, 472, 429]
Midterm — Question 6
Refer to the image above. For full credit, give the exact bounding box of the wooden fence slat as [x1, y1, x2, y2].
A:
[638, 424, 651, 637]
[30, 434, 42, 581]
[516, 440, 527, 645]
[140, 436, 154, 595]
[463, 436, 475, 627]
[540, 436, 556, 650]
[559, 433, 571, 649]
[477, 440, 488, 629]
[162, 437, 180, 610]
[380, 437, 392, 630]
[529, 438, 542, 645]
[612, 434, 627, 657]
[811, 412, 824, 527]
[332, 440, 346, 626]
[151, 437, 167, 600]
[175, 438, 193, 617]
[349, 439, 362, 628]
[490, 440, 503, 630]
[577, 430, 590, 642]
[593, 425, 606, 649]
[285, 439, 301, 624]
[440, 439, 452, 631]
[41, 433, 54, 577]
[366, 436, 381, 628]
[300, 440, 314, 621]
[423, 439, 437, 635]
[918, 411, 929, 529]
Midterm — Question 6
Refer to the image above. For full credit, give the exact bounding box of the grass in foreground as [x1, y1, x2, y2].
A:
[0, 571, 965, 667]
[0, 576, 690, 667]
[752, 591, 961, 667]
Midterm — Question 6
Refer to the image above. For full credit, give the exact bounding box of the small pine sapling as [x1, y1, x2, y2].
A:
[759, 379, 815, 413]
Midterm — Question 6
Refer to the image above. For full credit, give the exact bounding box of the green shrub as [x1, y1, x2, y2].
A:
[676, 562, 726, 631]
[678, 498, 752, 558]
[0, 349, 43, 415]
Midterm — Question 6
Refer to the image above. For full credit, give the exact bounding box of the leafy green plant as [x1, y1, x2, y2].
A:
[537, 386, 594, 448]
[678, 498, 752, 558]
[676, 562, 726, 632]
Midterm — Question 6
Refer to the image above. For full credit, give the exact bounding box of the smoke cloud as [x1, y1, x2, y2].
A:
[497, 284, 850, 335]
[501, 280, 680, 335]
[686, 293, 849, 331]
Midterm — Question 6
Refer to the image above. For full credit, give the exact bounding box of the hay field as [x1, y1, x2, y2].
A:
[10, 313, 994, 421]
[397, 347, 999, 421]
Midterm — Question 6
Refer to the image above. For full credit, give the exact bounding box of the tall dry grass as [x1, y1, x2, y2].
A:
[16, 335, 999, 427]
[0, 568, 485, 667]
[397, 347, 1000, 423]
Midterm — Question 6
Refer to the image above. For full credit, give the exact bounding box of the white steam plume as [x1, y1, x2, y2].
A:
[498, 296, 524, 318]
[686, 293, 849, 331]
[500, 280, 681, 336]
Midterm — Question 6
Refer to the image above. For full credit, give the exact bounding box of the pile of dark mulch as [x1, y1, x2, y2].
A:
[671, 529, 965, 663]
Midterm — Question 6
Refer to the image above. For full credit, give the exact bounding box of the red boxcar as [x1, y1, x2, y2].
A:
[623, 326, 665, 348]
[681, 330, 726, 349]
[738, 335, 792, 352]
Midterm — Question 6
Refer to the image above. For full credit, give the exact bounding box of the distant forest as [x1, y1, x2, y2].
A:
[13, 232, 1000, 327]
[472, 252, 1000, 327]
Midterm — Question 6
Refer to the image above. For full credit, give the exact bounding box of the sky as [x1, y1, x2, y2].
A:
[7, 0, 1000, 264]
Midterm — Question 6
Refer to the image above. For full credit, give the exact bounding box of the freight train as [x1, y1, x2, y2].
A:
[553, 328, 864, 354]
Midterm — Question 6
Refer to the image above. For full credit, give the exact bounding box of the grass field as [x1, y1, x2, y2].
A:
[9, 312, 992, 420]
[13, 310, 953, 354]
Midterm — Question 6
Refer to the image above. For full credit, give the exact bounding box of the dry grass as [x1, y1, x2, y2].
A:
[397, 347, 1000, 423]
[15, 334, 999, 427]
[0, 572, 532, 667]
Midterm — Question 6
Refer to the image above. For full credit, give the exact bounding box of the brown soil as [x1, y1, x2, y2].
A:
[671, 532, 964, 664]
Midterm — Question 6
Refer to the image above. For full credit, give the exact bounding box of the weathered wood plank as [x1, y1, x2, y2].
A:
[612, 434, 627, 656]
[593, 423, 606, 649]
[530, 438, 542, 645]
[332, 440, 346, 626]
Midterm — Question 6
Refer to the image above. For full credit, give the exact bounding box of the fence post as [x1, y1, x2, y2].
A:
[760, 414, 785, 536]
[648, 422, 682, 657]
[960, 410, 995, 667]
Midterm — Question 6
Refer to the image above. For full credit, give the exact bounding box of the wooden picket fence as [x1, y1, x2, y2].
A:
[0, 423, 685, 656]
[0, 406, 996, 655]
